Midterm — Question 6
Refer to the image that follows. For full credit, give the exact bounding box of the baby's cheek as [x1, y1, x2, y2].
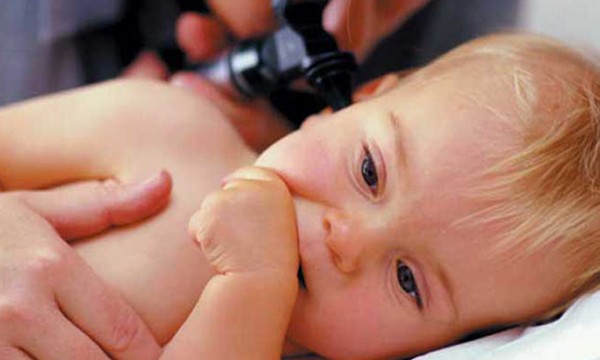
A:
[292, 288, 398, 359]
[256, 133, 340, 199]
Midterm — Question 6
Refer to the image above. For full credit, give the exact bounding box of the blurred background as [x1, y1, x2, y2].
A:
[1, 0, 599, 111]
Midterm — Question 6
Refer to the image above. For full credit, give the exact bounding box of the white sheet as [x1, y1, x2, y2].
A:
[415, 290, 600, 360]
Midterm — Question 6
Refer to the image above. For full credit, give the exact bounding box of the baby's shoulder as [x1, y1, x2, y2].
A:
[102, 79, 252, 160]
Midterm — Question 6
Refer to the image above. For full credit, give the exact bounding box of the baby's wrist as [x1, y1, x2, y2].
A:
[220, 268, 299, 296]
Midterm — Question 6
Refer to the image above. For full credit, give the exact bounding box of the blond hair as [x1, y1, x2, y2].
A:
[438, 34, 600, 320]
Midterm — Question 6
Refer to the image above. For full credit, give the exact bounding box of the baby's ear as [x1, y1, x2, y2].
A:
[354, 74, 400, 102]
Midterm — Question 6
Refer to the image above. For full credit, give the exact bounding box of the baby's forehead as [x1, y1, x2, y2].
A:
[391, 60, 528, 148]
[422, 37, 594, 115]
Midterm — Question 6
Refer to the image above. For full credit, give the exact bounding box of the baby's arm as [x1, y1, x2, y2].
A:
[0, 79, 216, 190]
[162, 167, 299, 359]
[0, 82, 126, 190]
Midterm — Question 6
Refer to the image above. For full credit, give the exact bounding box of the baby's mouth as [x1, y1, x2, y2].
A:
[297, 264, 307, 290]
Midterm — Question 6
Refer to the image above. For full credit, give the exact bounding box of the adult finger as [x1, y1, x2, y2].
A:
[0, 348, 33, 360]
[121, 51, 169, 80]
[16, 307, 108, 360]
[54, 255, 161, 360]
[205, 0, 275, 39]
[18, 171, 172, 241]
[323, 0, 430, 60]
[176, 12, 228, 61]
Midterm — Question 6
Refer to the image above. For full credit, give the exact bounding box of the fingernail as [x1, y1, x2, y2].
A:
[102, 175, 119, 185]
[140, 170, 172, 190]
[170, 73, 195, 90]
[233, 167, 272, 182]
[141, 171, 162, 186]
[220, 175, 232, 188]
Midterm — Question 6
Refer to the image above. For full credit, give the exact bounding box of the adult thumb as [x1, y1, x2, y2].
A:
[18, 170, 172, 241]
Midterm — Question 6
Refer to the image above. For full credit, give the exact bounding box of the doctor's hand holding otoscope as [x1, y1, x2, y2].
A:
[194, 0, 358, 112]
[127, 0, 430, 151]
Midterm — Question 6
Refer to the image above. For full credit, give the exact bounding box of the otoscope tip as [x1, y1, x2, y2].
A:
[305, 51, 356, 111]
[315, 71, 353, 111]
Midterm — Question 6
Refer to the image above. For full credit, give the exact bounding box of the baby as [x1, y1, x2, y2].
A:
[1, 33, 600, 359]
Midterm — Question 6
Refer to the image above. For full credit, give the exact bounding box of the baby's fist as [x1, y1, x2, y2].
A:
[188, 167, 298, 277]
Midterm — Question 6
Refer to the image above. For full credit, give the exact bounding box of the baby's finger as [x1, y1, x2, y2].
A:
[187, 190, 227, 247]
[222, 166, 283, 185]
[18, 171, 172, 241]
[188, 178, 266, 241]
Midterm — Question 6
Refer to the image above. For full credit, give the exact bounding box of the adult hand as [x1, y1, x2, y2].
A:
[177, 0, 431, 62]
[171, 0, 429, 150]
[127, 1, 430, 150]
[167, 1, 286, 152]
[123, 7, 290, 152]
[0, 171, 171, 359]
[323, 0, 431, 60]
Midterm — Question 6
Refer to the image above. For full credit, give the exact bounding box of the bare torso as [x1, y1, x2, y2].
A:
[73, 84, 258, 343]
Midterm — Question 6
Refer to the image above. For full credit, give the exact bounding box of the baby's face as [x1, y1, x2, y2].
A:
[256, 63, 571, 359]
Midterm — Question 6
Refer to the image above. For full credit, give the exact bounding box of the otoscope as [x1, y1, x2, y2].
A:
[191, 0, 357, 111]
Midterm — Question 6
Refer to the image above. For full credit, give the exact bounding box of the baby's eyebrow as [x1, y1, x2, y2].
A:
[430, 257, 458, 320]
[388, 112, 409, 173]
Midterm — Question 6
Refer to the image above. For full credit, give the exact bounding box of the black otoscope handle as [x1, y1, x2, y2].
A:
[193, 0, 357, 111]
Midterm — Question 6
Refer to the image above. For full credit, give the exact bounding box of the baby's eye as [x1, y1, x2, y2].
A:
[397, 261, 423, 308]
[361, 147, 378, 195]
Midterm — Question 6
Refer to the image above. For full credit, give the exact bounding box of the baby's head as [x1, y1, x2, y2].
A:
[257, 34, 600, 359]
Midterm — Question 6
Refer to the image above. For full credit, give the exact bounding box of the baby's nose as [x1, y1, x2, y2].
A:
[324, 209, 365, 274]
